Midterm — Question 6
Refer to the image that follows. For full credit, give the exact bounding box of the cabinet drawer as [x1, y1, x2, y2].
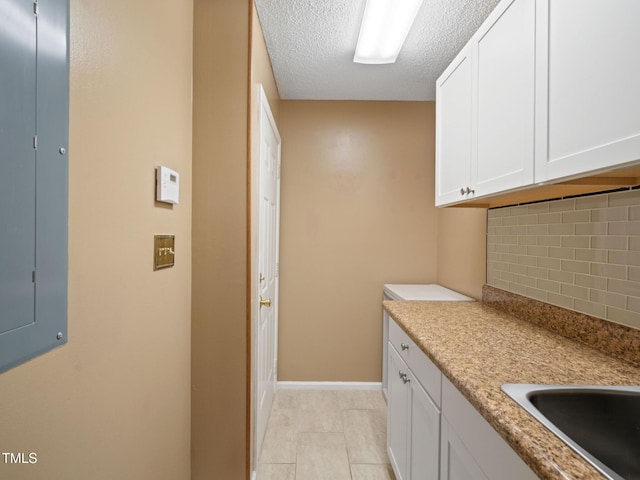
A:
[389, 319, 441, 407]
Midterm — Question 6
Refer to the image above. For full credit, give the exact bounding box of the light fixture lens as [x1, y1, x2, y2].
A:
[354, 0, 424, 64]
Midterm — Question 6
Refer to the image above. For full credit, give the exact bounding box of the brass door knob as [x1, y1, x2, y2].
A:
[259, 296, 272, 308]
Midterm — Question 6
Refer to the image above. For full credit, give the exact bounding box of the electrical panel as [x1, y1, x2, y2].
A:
[0, 0, 69, 373]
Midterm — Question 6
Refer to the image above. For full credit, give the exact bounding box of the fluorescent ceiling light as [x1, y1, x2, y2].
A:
[354, 0, 424, 64]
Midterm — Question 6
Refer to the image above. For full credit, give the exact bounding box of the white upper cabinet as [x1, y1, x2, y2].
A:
[436, 47, 473, 206]
[436, 0, 535, 206]
[473, 0, 535, 196]
[437, 0, 640, 206]
[535, 0, 640, 182]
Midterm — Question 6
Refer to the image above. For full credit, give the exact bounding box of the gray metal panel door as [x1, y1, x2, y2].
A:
[0, 0, 69, 373]
[0, 0, 37, 334]
[35, 0, 69, 348]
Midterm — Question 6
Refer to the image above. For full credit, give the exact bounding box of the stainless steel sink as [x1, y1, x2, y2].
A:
[501, 384, 640, 480]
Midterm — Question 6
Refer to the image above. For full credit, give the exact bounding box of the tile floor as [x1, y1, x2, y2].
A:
[257, 389, 396, 480]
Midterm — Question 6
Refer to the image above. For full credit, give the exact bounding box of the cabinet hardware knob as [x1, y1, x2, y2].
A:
[460, 188, 466, 195]
[398, 370, 405, 379]
[465, 187, 475, 195]
[401, 343, 409, 351]
[402, 376, 411, 384]
[259, 296, 272, 308]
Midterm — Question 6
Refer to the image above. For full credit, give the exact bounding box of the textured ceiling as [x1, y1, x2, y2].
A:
[254, 0, 501, 101]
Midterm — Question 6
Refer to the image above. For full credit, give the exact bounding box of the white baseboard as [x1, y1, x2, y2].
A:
[277, 381, 382, 391]
[251, 471, 256, 480]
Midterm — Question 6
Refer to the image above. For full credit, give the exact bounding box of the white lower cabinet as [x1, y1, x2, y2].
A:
[386, 319, 537, 480]
[387, 344, 440, 480]
[440, 417, 488, 480]
[439, 378, 537, 480]
[409, 377, 440, 480]
[388, 345, 411, 480]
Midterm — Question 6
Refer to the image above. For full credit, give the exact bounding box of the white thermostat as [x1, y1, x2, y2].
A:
[156, 166, 179, 205]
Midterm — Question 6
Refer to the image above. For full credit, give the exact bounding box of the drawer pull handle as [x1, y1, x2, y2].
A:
[401, 343, 409, 351]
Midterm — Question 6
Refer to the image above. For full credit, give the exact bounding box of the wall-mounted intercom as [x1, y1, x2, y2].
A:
[156, 166, 180, 204]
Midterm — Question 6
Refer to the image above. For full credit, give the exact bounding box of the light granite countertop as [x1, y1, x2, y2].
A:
[383, 300, 640, 480]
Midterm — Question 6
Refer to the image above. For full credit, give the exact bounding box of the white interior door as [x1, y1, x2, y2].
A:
[255, 85, 281, 462]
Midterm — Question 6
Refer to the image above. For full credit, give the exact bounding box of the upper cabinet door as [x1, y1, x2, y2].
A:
[535, 0, 640, 182]
[435, 47, 473, 206]
[472, 0, 535, 196]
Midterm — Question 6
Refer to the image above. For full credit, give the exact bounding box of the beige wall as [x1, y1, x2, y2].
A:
[191, 1, 251, 479]
[278, 101, 438, 381]
[436, 208, 487, 300]
[0, 0, 193, 479]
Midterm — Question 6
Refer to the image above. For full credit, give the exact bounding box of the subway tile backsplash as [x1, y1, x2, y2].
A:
[487, 189, 640, 329]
